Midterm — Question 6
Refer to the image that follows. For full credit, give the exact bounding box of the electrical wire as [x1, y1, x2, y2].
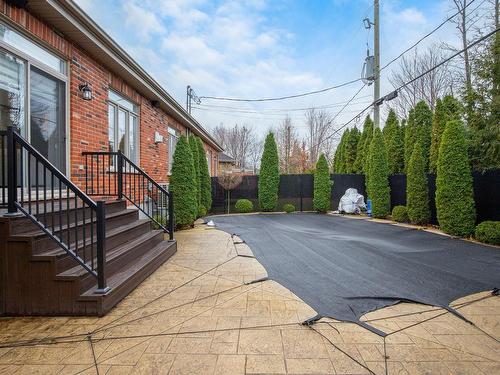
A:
[380, 0, 482, 71]
[199, 78, 363, 102]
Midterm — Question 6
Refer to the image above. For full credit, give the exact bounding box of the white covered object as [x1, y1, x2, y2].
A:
[338, 188, 366, 214]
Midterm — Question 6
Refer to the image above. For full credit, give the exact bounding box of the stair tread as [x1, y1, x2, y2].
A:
[81, 239, 176, 297]
[16, 199, 123, 215]
[34, 219, 152, 257]
[58, 230, 164, 278]
[10, 208, 138, 239]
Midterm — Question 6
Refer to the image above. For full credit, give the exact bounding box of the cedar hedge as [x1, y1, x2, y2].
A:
[392, 205, 409, 223]
[367, 128, 390, 218]
[313, 154, 331, 213]
[170, 135, 197, 228]
[259, 132, 280, 211]
[197, 137, 212, 212]
[436, 120, 476, 237]
[189, 136, 200, 215]
[406, 142, 430, 225]
[474, 221, 500, 245]
[235, 199, 253, 213]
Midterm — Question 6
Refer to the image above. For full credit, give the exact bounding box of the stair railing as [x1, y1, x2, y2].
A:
[3, 126, 109, 293]
[82, 151, 174, 240]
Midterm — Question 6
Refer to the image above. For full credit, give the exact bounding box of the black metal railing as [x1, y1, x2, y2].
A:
[3, 126, 109, 292]
[83, 151, 173, 240]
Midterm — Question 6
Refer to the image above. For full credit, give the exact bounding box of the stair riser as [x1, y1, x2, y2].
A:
[9, 200, 126, 235]
[99, 241, 177, 314]
[77, 232, 165, 293]
[53, 221, 153, 273]
[32, 210, 139, 254]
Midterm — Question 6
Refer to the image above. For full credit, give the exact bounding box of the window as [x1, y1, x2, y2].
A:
[0, 22, 65, 74]
[108, 90, 139, 163]
[168, 126, 179, 174]
[0, 22, 67, 177]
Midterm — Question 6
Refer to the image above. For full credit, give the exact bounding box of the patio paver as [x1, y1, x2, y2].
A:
[0, 222, 498, 374]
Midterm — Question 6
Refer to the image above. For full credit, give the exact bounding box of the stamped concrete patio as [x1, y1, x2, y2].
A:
[0, 221, 498, 374]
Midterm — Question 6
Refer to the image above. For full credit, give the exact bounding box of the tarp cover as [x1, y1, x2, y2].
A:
[208, 213, 500, 335]
[338, 188, 366, 214]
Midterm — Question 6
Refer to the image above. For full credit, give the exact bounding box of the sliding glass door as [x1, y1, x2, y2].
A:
[30, 66, 66, 174]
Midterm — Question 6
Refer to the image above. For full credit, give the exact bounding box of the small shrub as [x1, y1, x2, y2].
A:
[235, 199, 253, 213]
[283, 203, 295, 213]
[198, 205, 207, 217]
[392, 206, 409, 223]
[475, 221, 500, 245]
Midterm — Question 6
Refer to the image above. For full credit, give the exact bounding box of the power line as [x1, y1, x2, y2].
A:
[199, 78, 363, 102]
[193, 95, 373, 112]
[380, 0, 481, 72]
[285, 25, 499, 170]
[322, 25, 500, 150]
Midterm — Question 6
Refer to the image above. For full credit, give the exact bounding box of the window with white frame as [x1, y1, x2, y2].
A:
[168, 126, 179, 174]
[108, 90, 139, 163]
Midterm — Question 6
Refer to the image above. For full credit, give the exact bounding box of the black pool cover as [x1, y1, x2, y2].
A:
[208, 213, 500, 336]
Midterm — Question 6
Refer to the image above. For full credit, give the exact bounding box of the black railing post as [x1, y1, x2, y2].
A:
[168, 192, 174, 240]
[95, 200, 110, 293]
[117, 151, 123, 200]
[6, 126, 18, 215]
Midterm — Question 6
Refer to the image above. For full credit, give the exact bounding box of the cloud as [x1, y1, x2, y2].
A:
[123, 1, 166, 41]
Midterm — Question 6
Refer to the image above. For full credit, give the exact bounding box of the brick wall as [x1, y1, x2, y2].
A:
[1, 0, 218, 188]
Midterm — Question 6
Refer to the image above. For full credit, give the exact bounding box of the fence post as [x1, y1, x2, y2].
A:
[6, 126, 18, 216]
[168, 192, 174, 240]
[117, 151, 123, 200]
[95, 200, 110, 293]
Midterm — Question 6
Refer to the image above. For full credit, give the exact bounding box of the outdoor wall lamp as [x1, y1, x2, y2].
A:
[78, 83, 92, 101]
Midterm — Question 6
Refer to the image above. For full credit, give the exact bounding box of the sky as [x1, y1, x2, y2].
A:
[74, 0, 474, 138]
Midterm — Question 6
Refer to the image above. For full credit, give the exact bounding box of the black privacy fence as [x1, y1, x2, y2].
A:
[211, 170, 500, 224]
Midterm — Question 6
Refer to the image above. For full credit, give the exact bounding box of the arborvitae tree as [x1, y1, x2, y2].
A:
[189, 136, 200, 214]
[367, 128, 390, 218]
[407, 142, 430, 225]
[436, 120, 476, 237]
[468, 19, 500, 172]
[383, 109, 404, 174]
[404, 102, 432, 171]
[353, 115, 373, 173]
[403, 108, 415, 172]
[429, 96, 461, 173]
[170, 135, 197, 227]
[313, 154, 331, 213]
[333, 130, 348, 173]
[258, 132, 280, 211]
[197, 137, 212, 213]
[345, 127, 360, 173]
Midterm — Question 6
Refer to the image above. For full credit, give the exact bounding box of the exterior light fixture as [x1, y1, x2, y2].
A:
[78, 83, 92, 101]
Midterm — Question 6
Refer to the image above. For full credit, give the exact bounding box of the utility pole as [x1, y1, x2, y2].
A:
[373, 0, 381, 128]
[186, 85, 201, 114]
[285, 124, 291, 174]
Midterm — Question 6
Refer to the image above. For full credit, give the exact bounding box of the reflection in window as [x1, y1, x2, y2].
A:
[0, 22, 65, 74]
[168, 127, 179, 174]
[108, 90, 139, 163]
[0, 50, 25, 132]
[30, 66, 66, 175]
